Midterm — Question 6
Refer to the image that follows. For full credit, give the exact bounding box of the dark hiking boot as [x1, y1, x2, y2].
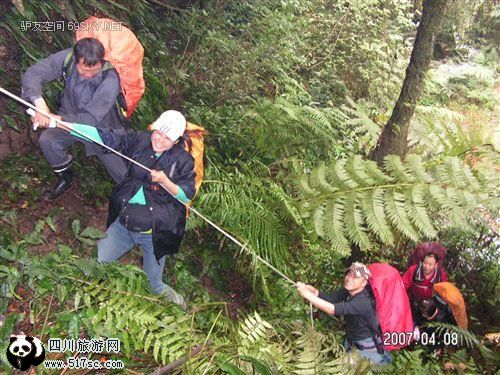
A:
[46, 168, 74, 200]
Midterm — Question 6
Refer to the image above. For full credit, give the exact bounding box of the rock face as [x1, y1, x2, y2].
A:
[0, 2, 35, 161]
[0, 123, 38, 160]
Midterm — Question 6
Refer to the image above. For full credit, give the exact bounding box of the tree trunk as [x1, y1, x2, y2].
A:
[371, 0, 450, 165]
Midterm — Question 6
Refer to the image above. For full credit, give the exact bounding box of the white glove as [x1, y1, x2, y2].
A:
[26, 108, 57, 129]
[48, 117, 57, 128]
[26, 108, 39, 131]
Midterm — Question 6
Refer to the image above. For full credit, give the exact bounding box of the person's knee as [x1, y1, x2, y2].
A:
[99, 155, 127, 183]
[115, 168, 127, 183]
[38, 129, 55, 149]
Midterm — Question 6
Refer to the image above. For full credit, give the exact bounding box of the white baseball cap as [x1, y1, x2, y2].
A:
[347, 262, 371, 280]
[152, 110, 187, 141]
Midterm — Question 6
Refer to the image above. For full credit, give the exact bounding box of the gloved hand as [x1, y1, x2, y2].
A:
[27, 107, 60, 130]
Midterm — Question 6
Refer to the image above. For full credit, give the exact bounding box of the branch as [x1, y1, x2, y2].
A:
[150, 340, 212, 374]
[147, 0, 190, 13]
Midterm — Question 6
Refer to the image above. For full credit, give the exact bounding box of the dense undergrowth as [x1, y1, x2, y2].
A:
[0, 0, 499, 373]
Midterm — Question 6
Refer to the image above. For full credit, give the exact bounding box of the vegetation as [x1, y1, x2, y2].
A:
[0, 0, 498, 373]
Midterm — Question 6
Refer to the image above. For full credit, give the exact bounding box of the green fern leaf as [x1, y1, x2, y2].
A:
[360, 188, 394, 244]
[385, 190, 420, 242]
[407, 184, 437, 238]
[299, 173, 318, 195]
[313, 203, 326, 237]
[331, 158, 359, 189]
[323, 198, 351, 255]
[384, 155, 415, 182]
[404, 154, 433, 183]
[344, 193, 372, 251]
[364, 159, 393, 184]
[346, 155, 375, 186]
[310, 163, 337, 193]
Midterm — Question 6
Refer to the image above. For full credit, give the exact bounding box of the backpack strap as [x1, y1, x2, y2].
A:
[99, 61, 129, 126]
[62, 50, 75, 82]
[413, 262, 425, 283]
[413, 262, 441, 284]
[169, 161, 177, 179]
[434, 266, 442, 283]
[365, 285, 385, 354]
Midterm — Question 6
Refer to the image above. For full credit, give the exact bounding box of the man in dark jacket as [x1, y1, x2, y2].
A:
[297, 262, 392, 364]
[21, 37, 127, 199]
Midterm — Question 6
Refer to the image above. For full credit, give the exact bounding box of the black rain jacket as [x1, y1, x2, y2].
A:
[100, 129, 195, 260]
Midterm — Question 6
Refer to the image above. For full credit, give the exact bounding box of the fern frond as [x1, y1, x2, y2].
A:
[346, 154, 376, 186]
[297, 154, 493, 252]
[446, 156, 482, 191]
[344, 193, 372, 251]
[406, 184, 438, 238]
[360, 188, 394, 245]
[313, 203, 326, 238]
[299, 173, 318, 195]
[404, 154, 433, 183]
[425, 321, 497, 364]
[364, 159, 393, 184]
[323, 198, 351, 256]
[266, 181, 304, 225]
[80, 268, 193, 364]
[198, 163, 302, 270]
[342, 97, 381, 140]
[329, 158, 359, 189]
[310, 163, 337, 193]
[384, 155, 415, 182]
[385, 190, 421, 242]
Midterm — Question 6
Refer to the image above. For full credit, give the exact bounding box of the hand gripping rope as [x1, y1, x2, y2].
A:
[0, 87, 298, 287]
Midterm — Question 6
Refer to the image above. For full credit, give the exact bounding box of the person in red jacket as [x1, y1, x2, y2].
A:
[403, 251, 447, 324]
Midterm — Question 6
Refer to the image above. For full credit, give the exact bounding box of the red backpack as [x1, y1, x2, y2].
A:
[368, 263, 414, 350]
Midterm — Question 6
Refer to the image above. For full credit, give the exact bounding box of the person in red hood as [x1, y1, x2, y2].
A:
[403, 251, 447, 324]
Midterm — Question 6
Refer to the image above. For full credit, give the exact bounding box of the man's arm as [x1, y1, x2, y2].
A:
[21, 49, 70, 100]
[296, 282, 347, 315]
[318, 289, 349, 304]
[22, 49, 70, 127]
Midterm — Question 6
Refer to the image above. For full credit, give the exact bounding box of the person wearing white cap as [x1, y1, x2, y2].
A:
[95, 110, 195, 308]
[55, 110, 195, 308]
[296, 262, 392, 364]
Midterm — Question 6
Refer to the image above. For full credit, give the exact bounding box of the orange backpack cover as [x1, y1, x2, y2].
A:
[434, 282, 468, 329]
[76, 17, 145, 117]
[185, 122, 205, 195]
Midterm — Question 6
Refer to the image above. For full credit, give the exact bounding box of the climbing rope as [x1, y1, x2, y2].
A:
[0, 87, 298, 287]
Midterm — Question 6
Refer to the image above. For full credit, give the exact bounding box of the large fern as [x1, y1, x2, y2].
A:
[77, 271, 193, 365]
[195, 161, 303, 271]
[409, 105, 499, 166]
[297, 154, 493, 255]
[241, 97, 351, 163]
[188, 312, 354, 374]
[16, 249, 201, 367]
[424, 322, 498, 364]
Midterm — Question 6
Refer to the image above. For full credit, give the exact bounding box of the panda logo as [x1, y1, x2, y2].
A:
[7, 334, 46, 371]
